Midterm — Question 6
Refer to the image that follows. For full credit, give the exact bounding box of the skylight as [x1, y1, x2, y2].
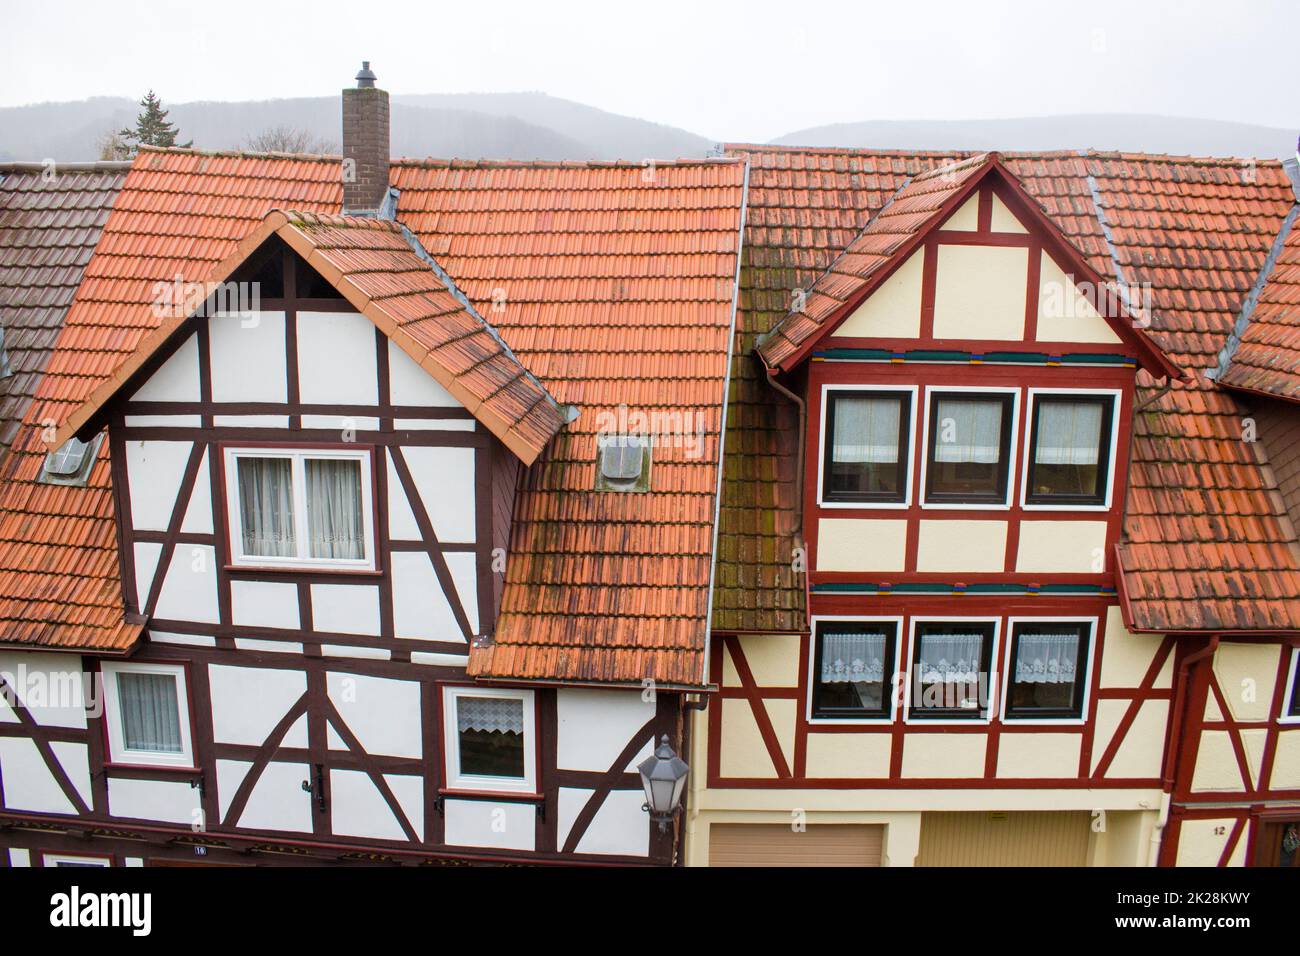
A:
[40, 433, 104, 486]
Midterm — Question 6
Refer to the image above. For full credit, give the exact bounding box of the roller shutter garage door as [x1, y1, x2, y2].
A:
[916, 811, 1091, 866]
[708, 823, 884, 866]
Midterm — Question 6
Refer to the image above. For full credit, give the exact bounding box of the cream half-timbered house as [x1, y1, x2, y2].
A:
[688, 150, 1300, 867]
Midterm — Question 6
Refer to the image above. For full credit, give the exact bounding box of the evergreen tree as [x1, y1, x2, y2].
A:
[118, 91, 192, 155]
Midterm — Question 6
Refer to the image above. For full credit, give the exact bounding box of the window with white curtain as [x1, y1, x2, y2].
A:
[909, 621, 996, 718]
[1005, 621, 1092, 718]
[101, 662, 194, 768]
[812, 621, 898, 718]
[925, 392, 1015, 503]
[224, 447, 375, 570]
[443, 687, 536, 793]
[1026, 394, 1114, 505]
[823, 391, 911, 503]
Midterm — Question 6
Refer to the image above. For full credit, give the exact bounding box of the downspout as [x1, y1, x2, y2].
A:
[764, 362, 810, 629]
[1149, 635, 1219, 866]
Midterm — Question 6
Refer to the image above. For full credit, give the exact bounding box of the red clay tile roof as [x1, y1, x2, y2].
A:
[388, 158, 747, 686]
[1215, 205, 1300, 402]
[0, 163, 128, 458]
[58, 209, 567, 464]
[722, 145, 1300, 634]
[0, 148, 748, 686]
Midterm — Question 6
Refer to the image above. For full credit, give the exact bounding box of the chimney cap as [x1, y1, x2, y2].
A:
[355, 61, 377, 89]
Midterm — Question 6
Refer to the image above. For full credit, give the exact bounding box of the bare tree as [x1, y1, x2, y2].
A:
[97, 128, 133, 161]
[244, 126, 336, 154]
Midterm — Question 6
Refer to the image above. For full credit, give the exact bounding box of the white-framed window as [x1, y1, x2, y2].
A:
[442, 686, 536, 793]
[1282, 648, 1300, 725]
[817, 384, 919, 508]
[101, 661, 195, 769]
[223, 445, 376, 571]
[904, 617, 1001, 723]
[1021, 388, 1121, 510]
[807, 615, 903, 723]
[919, 387, 1020, 509]
[1000, 616, 1097, 724]
[42, 853, 112, 867]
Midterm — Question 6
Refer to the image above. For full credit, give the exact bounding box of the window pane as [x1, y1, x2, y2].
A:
[914, 627, 989, 714]
[829, 396, 903, 497]
[1030, 400, 1105, 499]
[1010, 630, 1082, 713]
[237, 457, 296, 557]
[117, 672, 183, 753]
[930, 398, 1004, 498]
[457, 696, 525, 779]
[305, 458, 365, 560]
[817, 630, 889, 713]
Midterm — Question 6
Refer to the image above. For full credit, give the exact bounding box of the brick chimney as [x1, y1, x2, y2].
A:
[341, 61, 390, 214]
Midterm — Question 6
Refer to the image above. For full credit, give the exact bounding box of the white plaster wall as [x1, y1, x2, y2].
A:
[207, 665, 308, 748]
[107, 777, 202, 826]
[326, 671, 422, 759]
[231, 579, 300, 630]
[217, 759, 313, 832]
[311, 583, 381, 636]
[124, 440, 192, 531]
[0, 738, 78, 813]
[443, 799, 535, 851]
[0, 651, 89, 728]
[208, 311, 287, 403]
[556, 688, 655, 772]
[329, 769, 423, 842]
[391, 551, 475, 641]
[401, 445, 476, 543]
[388, 341, 460, 407]
[558, 788, 649, 856]
[153, 545, 219, 624]
[130, 333, 200, 402]
[297, 311, 378, 406]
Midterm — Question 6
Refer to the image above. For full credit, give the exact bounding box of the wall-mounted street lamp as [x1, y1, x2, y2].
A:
[637, 735, 689, 832]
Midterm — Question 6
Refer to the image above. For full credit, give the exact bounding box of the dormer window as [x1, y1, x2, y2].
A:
[924, 390, 1016, 506]
[596, 434, 651, 492]
[40, 433, 104, 486]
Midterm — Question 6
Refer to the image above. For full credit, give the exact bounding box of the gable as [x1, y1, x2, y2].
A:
[763, 156, 1175, 377]
[61, 219, 567, 465]
[830, 178, 1123, 347]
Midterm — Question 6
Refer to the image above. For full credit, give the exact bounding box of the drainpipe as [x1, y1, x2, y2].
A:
[1150, 635, 1219, 866]
[764, 362, 810, 628]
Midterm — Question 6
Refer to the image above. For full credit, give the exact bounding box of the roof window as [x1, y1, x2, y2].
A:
[40, 432, 104, 486]
[596, 434, 651, 492]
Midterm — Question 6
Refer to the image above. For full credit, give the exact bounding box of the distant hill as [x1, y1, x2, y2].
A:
[0, 93, 711, 163]
[771, 114, 1298, 160]
[1, 96, 1292, 166]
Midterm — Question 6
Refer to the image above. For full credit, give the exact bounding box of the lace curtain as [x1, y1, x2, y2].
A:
[832, 397, 900, 464]
[117, 672, 182, 752]
[916, 632, 984, 683]
[1035, 401, 1103, 465]
[457, 696, 525, 735]
[1014, 631, 1080, 684]
[306, 458, 365, 560]
[237, 456, 295, 557]
[933, 399, 1002, 463]
[820, 631, 888, 683]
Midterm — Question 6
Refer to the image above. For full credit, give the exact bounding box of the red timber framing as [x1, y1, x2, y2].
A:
[1158, 638, 1300, 867]
[803, 360, 1136, 589]
[707, 595, 1174, 790]
[0, 243, 684, 866]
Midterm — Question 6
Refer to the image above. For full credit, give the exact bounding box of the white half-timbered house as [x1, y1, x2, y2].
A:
[0, 68, 747, 866]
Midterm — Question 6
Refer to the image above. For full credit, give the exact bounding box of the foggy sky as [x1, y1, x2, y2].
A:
[1, 0, 1295, 143]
